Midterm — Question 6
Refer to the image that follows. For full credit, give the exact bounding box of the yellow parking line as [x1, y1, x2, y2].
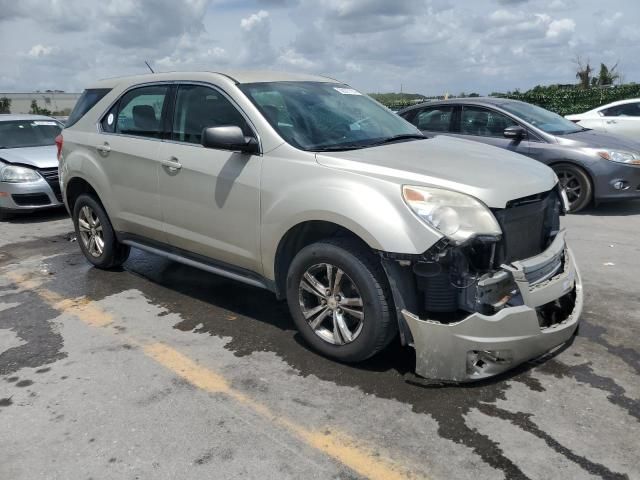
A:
[3, 268, 426, 480]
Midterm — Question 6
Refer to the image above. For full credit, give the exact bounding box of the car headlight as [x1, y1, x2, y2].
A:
[402, 185, 501, 244]
[0, 163, 43, 183]
[597, 150, 640, 165]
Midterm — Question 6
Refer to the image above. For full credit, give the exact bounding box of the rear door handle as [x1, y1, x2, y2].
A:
[161, 157, 182, 173]
[606, 120, 617, 124]
[96, 143, 111, 154]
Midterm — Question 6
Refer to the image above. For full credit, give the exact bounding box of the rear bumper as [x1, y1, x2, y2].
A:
[0, 178, 63, 212]
[403, 232, 582, 382]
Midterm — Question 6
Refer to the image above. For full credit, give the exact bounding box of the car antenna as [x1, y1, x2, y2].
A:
[144, 61, 155, 73]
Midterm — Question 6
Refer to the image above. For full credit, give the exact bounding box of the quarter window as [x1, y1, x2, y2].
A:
[461, 106, 518, 137]
[412, 106, 454, 132]
[114, 85, 169, 139]
[172, 85, 251, 145]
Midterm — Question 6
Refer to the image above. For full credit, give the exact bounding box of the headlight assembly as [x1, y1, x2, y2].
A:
[597, 150, 640, 165]
[0, 164, 42, 183]
[402, 185, 501, 244]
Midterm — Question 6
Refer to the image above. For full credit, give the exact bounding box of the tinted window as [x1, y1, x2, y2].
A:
[0, 120, 63, 148]
[172, 85, 251, 144]
[66, 88, 111, 127]
[240, 82, 420, 151]
[461, 106, 518, 137]
[115, 85, 169, 139]
[412, 106, 454, 132]
[601, 102, 640, 117]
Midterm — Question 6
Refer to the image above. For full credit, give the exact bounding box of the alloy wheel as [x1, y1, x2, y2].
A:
[298, 263, 364, 345]
[78, 205, 104, 258]
[556, 170, 582, 206]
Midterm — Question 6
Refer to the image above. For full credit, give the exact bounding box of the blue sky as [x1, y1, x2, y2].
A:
[0, 0, 638, 95]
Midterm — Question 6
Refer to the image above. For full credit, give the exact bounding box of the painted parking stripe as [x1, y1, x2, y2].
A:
[3, 269, 427, 480]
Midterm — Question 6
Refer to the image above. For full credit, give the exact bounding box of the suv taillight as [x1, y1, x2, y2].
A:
[55, 134, 63, 161]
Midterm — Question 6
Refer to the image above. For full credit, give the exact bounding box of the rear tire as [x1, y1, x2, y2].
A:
[553, 163, 592, 212]
[72, 194, 130, 269]
[286, 238, 396, 363]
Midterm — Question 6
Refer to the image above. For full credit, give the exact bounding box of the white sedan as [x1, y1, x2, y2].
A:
[566, 99, 640, 140]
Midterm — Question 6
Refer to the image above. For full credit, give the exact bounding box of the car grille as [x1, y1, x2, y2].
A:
[12, 193, 51, 206]
[492, 189, 561, 264]
[38, 167, 63, 203]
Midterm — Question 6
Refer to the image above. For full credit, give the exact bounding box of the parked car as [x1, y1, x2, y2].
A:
[0, 114, 64, 218]
[565, 99, 640, 140]
[398, 98, 640, 212]
[59, 71, 581, 382]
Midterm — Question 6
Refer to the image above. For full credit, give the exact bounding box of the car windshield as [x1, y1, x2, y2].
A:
[499, 101, 583, 135]
[239, 81, 423, 151]
[0, 119, 63, 148]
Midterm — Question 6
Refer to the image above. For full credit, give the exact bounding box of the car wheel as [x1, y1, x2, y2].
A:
[553, 163, 593, 212]
[286, 237, 396, 363]
[72, 194, 130, 269]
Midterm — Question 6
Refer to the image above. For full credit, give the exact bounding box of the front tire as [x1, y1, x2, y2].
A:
[286, 238, 396, 363]
[72, 194, 130, 269]
[553, 163, 593, 212]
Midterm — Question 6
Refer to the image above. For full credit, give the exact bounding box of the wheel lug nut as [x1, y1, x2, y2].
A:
[335, 295, 340, 301]
[325, 289, 331, 295]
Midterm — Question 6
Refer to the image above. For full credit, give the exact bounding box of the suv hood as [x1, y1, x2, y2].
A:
[315, 136, 556, 208]
[555, 129, 640, 152]
[0, 145, 58, 169]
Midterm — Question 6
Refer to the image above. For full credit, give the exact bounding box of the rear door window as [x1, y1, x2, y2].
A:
[66, 88, 111, 127]
[114, 85, 169, 139]
[411, 106, 455, 132]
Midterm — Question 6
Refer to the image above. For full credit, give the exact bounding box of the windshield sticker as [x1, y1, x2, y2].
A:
[32, 121, 59, 126]
[334, 87, 362, 95]
[107, 113, 114, 125]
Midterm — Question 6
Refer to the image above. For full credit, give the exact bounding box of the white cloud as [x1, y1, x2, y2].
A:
[27, 44, 57, 58]
[240, 10, 269, 31]
[546, 18, 575, 38]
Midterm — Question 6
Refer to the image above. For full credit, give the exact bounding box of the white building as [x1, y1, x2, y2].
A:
[0, 92, 81, 115]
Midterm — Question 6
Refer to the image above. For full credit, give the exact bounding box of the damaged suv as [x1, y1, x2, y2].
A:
[59, 71, 582, 382]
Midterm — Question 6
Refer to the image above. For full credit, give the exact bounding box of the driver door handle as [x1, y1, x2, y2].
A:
[96, 143, 111, 154]
[161, 157, 182, 173]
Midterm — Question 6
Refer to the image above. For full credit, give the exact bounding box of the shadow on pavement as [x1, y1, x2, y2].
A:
[578, 199, 640, 217]
[1, 207, 68, 224]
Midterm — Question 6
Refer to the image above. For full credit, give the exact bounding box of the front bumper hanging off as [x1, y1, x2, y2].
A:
[402, 231, 583, 382]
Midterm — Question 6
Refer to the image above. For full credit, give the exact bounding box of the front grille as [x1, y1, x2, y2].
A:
[12, 193, 51, 206]
[493, 190, 561, 264]
[38, 167, 63, 203]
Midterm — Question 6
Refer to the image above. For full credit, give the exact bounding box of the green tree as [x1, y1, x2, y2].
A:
[596, 62, 620, 86]
[0, 97, 11, 114]
[29, 99, 39, 114]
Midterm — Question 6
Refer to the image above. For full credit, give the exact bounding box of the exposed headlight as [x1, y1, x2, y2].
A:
[0, 164, 42, 183]
[597, 150, 640, 165]
[402, 186, 501, 244]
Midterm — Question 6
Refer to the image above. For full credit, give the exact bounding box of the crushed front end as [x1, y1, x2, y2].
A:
[382, 188, 582, 382]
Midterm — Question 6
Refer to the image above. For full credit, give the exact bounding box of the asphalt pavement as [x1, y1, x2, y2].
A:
[1, 202, 639, 480]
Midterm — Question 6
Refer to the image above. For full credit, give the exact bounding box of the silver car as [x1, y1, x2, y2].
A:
[0, 114, 64, 217]
[59, 71, 582, 382]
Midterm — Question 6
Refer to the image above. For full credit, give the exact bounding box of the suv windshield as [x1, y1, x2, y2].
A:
[239, 82, 422, 151]
[0, 120, 63, 149]
[500, 101, 583, 135]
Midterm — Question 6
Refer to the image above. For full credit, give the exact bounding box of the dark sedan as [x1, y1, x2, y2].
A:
[398, 98, 640, 211]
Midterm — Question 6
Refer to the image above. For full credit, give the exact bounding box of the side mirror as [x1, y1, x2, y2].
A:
[202, 126, 259, 154]
[503, 125, 526, 140]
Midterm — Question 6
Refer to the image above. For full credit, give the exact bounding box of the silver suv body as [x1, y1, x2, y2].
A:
[60, 71, 582, 382]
